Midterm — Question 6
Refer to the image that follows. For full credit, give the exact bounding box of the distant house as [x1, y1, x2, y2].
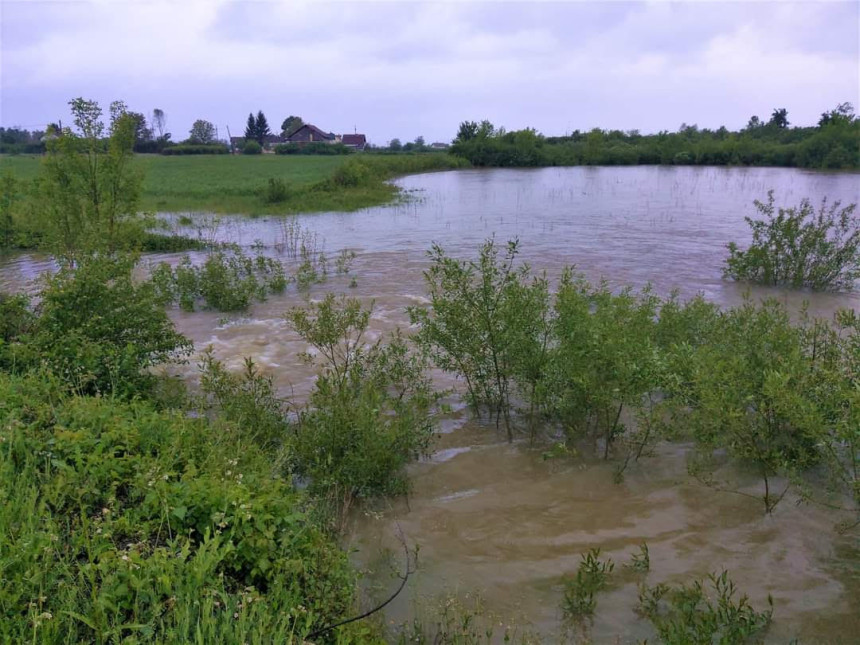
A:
[261, 134, 281, 149]
[342, 133, 367, 151]
[284, 124, 337, 144]
[431, 142, 450, 150]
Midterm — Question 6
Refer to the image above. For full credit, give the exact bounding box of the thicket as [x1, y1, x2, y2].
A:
[275, 142, 353, 155]
[411, 237, 860, 517]
[725, 191, 860, 290]
[451, 104, 860, 170]
[160, 144, 229, 155]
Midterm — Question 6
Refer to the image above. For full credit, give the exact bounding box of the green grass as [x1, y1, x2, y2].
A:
[0, 152, 466, 216]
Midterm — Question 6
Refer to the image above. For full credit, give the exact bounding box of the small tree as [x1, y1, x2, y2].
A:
[152, 108, 166, 138]
[388, 138, 402, 151]
[684, 298, 821, 513]
[281, 115, 303, 136]
[188, 119, 217, 144]
[768, 108, 789, 129]
[40, 97, 143, 258]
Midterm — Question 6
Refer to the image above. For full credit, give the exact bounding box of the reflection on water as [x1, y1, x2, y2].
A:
[2, 166, 859, 641]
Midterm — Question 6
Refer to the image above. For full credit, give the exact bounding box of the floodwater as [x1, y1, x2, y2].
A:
[2, 166, 859, 642]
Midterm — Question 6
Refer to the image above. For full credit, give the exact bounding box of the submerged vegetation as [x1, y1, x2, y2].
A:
[410, 238, 860, 518]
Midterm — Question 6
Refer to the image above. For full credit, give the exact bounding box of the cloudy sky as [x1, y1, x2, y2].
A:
[1, 0, 858, 144]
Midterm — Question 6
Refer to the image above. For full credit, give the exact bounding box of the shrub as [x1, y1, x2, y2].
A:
[263, 177, 289, 203]
[724, 191, 860, 290]
[151, 249, 288, 312]
[636, 571, 773, 644]
[682, 298, 822, 513]
[548, 272, 663, 458]
[274, 142, 352, 155]
[287, 295, 437, 524]
[30, 254, 192, 397]
[242, 140, 262, 155]
[409, 239, 537, 441]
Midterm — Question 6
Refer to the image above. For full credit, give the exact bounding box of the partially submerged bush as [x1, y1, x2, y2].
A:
[637, 571, 773, 644]
[562, 548, 614, 619]
[288, 294, 438, 524]
[151, 249, 288, 312]
[724, 191, 860, 290]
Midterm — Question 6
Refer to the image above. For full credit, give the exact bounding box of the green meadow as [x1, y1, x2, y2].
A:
[0, 152, 466, 216]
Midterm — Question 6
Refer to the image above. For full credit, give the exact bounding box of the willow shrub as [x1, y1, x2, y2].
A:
[288, 294, 438, 525]
[724, 191, 860, 290]
[0, 372, 367, 645]
[682, 298, 823, 513]
[548, 271, 664, 459]
[409, 239, 550, 441]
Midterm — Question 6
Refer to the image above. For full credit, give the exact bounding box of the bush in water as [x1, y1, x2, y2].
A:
[724, 191, 860, 290]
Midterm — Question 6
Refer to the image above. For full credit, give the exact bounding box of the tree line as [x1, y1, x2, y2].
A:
[451, 103, 859, 170]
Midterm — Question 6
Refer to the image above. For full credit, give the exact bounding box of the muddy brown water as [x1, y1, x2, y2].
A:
[2, 166, 859, 642]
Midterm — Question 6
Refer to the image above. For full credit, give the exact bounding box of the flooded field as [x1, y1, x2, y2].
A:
[2, 165, 859, 641]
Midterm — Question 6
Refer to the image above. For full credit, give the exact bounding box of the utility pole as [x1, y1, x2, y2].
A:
[226, 125, 233, 153]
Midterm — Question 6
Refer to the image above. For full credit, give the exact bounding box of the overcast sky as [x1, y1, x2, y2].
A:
[1, 0, 858, 145]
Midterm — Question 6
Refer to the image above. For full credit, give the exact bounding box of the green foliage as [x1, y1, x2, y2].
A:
[398, 593, 540, 644]
[263, 177, 289, 203]
[682, 298, 823, 513]
[187, 119, 217, 145]
[637, 571, 773, 644]
[626, 542, 650, 573]
[275, 142, 352, 155]
[198, 351, 290, 451]
[242, 139, 262, 155]
[287, 294, 437, 523]
[410, 239, 544, 441]
[160, 143, 229, 155]
[451, 107, 859, 169]
[561, 548, 614, 620]
[151, 249, 288, 312]
[39, 98, 144, 258]
[0, 292, 34, 371]
[724, 191, 860, 290]
[548, 273, 663, 458]
[0, 371, 362, 644]
[25, 254, 192, 397]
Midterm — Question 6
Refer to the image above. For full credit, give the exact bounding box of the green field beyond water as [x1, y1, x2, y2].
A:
[0, 153, 465, 215]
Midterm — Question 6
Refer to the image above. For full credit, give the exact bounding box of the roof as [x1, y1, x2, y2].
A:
[286, 124, 336, 141]
[342, 134, 367, 146]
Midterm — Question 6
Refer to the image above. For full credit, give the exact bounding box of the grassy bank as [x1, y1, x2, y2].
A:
[0, 152, 467, 218]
